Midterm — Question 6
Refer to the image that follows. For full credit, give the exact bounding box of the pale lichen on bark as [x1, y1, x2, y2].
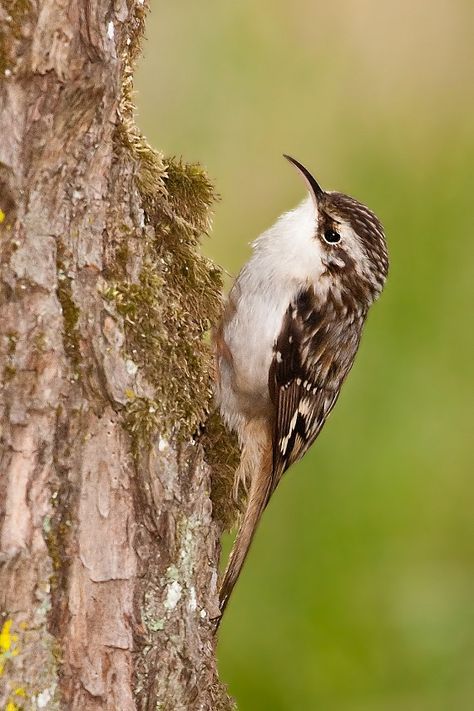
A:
[0, 0, 238, 709]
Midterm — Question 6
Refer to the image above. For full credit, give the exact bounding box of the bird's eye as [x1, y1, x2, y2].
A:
[323, 229, 341, 244]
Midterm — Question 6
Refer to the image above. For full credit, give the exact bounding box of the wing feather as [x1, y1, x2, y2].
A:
[269, 287, 364, 491]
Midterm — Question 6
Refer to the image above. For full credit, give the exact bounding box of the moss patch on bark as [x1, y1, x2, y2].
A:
[104, 2, 240, 533]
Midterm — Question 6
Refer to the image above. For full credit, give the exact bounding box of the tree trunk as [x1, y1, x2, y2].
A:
[0, 1, 237, 708]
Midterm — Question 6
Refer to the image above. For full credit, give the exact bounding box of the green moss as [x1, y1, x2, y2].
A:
[106, 145, 224, 446]
[123, 396, 161, 457]
[45, 520, 70, 576]
[110, 0, 238, 523]
[7, 332, 18, 355]
[202, 412, 240, 530]
[44, 473, 74, 614]
[3, 332, 18, 384]
[33, 330, 47, 353]
[115, 240, 131, 276]
[0, 0, 32, 75]
[3, 364, 16, 382]
[56, 257, 81, 372]
[209, 684, 238, 711]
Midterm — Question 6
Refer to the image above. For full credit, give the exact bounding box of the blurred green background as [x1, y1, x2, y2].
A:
[137, 2, 474, 709]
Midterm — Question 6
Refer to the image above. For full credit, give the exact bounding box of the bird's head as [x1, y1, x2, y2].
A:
[284, 155, 389, 308]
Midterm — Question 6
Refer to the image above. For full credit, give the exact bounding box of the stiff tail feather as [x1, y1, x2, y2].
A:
[218, 420, 273, 623]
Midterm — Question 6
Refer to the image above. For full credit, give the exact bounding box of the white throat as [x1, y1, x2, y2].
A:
[250, 195, 325, 286]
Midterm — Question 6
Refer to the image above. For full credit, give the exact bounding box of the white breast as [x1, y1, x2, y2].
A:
[221, 196, 326, 419]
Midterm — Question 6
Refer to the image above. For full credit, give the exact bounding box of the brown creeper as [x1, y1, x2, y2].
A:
[214, 155, 388, 619]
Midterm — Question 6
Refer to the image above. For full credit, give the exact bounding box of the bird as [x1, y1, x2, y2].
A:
[213, 155, 389, 620]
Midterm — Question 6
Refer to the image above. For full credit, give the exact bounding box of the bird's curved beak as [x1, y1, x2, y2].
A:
[283, 154, 324, 206]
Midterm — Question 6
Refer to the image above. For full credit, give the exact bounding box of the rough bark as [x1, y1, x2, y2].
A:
[0, 1, 237, 709]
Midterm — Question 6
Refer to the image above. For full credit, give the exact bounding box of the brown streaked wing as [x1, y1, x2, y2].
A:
[268, 287, 364, 492]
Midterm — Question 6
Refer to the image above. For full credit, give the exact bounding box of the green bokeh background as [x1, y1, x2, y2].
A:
[137, 3, 474, 709]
